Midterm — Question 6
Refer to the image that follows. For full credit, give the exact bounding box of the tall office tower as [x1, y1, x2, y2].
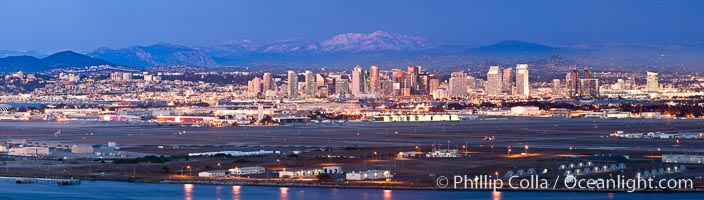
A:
[486, 66, 502, 96]
[407, 65, 420, 94]
[262, 72, 274, 91]
[583, 69, 593, 79]
[428, 75, 440, 94]
[566, 69, 580, 97]
[515, 64, 530, 97]
[247, 77, 262, 98]
[381, 79, 394, 97]
[646, 71, 659, 92]
[122, 72, 132, 81]
[624, 77, 636, 90]
[449, 72, 468, 98]
[336, 77, 350, 95]
[579, 79, 600, 97]
[325, 77, 336, 95]
[315, 74, 325, 87]
[552, 79, 561, 95]
[580, 68, 595, 96]
[369, 66, 379, 94]
[391, 69, 404, 96]
[466, 76, 476, 90]
[502, 68, 514, 95]
[363, 70, 371, 94]
[407, 65, 418, 74]
[287, 71, 298, 98]
[418, 71, 430, 95]
[351, 65, 363, 95]
[304, 70, 315, 97]
[110, 72, 123, 81]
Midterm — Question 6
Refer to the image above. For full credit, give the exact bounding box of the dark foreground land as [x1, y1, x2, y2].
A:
[0, 117, 703, 190]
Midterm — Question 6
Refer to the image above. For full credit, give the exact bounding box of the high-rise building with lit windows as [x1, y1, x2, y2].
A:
[486, 66, 502, 96]
[515, 64, 529, 97]
[647, 71, 659, 92]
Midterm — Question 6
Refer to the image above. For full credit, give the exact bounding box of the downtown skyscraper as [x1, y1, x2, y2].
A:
[351, 65, 364, 96]
[369, 65, 379, 94]
[647, 71, 659, 92]
[449, 72, 468, 98]
[486, 66, 502, 96]
[502, 68, 513, 95]
[515, 64, 529, 98]
[305, 70, 315, 97]
[287, 71, 298, 98]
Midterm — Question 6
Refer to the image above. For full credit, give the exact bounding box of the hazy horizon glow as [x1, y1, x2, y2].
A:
[0, 0, 702, 52]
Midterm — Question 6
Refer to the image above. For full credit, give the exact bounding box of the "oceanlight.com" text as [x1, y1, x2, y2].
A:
[436, 174, 694, 192]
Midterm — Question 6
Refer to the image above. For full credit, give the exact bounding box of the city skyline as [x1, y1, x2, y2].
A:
[1, 1, 704, 198]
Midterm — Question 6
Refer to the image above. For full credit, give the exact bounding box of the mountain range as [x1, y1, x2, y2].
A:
[0, 51, 112, 72]
[1, 30, 704, 72]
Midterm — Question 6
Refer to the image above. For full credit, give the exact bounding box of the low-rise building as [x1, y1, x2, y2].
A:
[71, 144, 94, 153]
[322, 166, 343, 174]
[510, 106, 541, 116]
[198, 170, 228, 178]
[345, 170, 392, 181]
[8, 147, 49, 157]
[397, 151, 417, 158]
[426, 149, 460, 158]
[278, 168, 324, 178]
[662, 154, 704, 164]
[228, 166, 266, 175]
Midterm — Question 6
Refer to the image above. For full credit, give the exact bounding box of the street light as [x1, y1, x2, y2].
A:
[186, 165, 192, 177]
[524, 145, 529, 155]
[217, 163, 222, 171]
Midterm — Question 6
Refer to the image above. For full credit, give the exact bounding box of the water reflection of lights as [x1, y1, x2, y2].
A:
[215, 186, 222, 200]
[383, 190, 392, 200]
[492, 191, 502, 200]
[183, 184, 194, 200]
[280, 187, 289, 200]
[232, 186, 241, 200]
[608, 192, 615, 200]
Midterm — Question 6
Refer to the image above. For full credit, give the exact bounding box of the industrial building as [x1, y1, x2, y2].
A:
[8, 147, 49, 157]
[71, 144, 94, 154]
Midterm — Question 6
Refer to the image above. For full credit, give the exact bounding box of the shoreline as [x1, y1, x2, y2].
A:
[75, 177, 702, 193]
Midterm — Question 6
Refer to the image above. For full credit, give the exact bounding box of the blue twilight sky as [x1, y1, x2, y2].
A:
[0, 0, 702, 52]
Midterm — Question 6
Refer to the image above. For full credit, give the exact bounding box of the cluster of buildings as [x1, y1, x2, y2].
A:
[246, 64, 534, 100]
[197, 165, 392, 181]
[609, 131, 703, 139]
[2, 64, 704, 126]
[242, 64, 690, 102]
[2, 139, 102, 157]
[198, 166, 267, 178]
